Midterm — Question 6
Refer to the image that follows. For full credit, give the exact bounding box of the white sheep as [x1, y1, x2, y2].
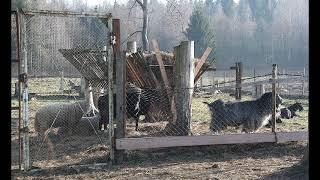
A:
[34, 100, 88, 137]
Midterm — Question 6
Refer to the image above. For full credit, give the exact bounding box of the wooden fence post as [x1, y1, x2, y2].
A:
[115, 51, 126, 163]
[173, 41, 194, 136]
[302, 67, 305, 95]
[271, 64, 278, 134]
[107, 17, 115, 164]
[79, 76, 85, 97]
[212, 71, 215, 88]
[232, 62, 242, 100]
[253, 68, 257, 97]
[20, 11, 30, 171]
[224, 72, 226, 87]
[59, 71, 64, 91]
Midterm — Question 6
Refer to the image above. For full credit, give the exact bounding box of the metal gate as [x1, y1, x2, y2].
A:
[11, 9, 115, 171]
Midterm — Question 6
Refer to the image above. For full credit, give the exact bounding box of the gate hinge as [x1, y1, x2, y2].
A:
[19, 73, 28, 83]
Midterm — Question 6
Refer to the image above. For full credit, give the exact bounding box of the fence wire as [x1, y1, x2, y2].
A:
[118, 67, 308, 138]
[13, 12, 113, 170]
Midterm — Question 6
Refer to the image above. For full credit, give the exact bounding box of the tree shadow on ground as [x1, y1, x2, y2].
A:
[13, 141, 307, 177]
[261, 161, 308, 180]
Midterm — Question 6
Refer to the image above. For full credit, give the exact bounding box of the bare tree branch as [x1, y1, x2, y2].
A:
[128, 0, 137, 17]
[120, 30, 142, 46]
[135, 0, 144, 9]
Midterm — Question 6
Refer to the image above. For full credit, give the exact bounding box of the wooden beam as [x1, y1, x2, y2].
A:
[194, 47, 212, 78]
[276, 131, 308, 143]
[151, 39, 171, 90]
[116, 132, 308, 150]
[152, 39, 177, 123]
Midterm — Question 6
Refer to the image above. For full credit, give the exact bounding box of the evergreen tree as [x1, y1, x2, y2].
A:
[184, 4, 215, 63]
[220, 0, 235, 18]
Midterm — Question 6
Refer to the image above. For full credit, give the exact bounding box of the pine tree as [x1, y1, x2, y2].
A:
[184, 4, 215, 63]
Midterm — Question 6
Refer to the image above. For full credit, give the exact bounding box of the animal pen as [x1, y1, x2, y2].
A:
[11, 9, 308, 172]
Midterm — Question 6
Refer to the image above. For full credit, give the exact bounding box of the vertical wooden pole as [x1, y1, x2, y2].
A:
[108, 17, 115, 164]
[115, 51, 126, 163]
[200, 77, 203, 90]
[224, 72, 226, 87]
[174, 41, 194, 136]
[253, 68, 256, 97]
[271, 64, 278, 134]
[112, 19, 120, 82]
[15, 10, 22, 171]
[302, 67, 305, 95]
[235, 62, 242, 100]
[79, 76, 85, 97]
[21, 12, 30, 171]
[59, 71, 64, 91]
[14, 82, 19, 97]
[212, 71, 215, 88]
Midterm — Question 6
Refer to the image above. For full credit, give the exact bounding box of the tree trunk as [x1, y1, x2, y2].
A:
[142, 0, 149, 51]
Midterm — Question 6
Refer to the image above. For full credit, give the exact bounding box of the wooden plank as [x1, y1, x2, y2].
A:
[276, 131, 308, 143]
[116, 133, 275, 150]
[21, 9, 112, 19]
[194, 47, 212, 78]
[152, 39, 177, 123]
[116, 131, 308, 150]
[151, 39, 171, 91]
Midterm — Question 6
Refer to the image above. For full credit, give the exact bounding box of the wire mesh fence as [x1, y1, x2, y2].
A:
[11, 11, 113, 170]
[119, 65, 308, 139]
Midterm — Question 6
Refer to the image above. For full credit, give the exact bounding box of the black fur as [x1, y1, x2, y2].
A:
[287, 102, 304, 118]
[205, 92, 283, 133]
[97, 83, 156, 131]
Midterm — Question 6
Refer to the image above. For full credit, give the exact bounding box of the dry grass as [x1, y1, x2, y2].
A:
[11, 77, 309, 179]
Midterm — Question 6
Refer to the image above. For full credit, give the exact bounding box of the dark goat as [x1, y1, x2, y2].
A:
[205, 92, 283, 133]
[266, 102, 304, 127]
[97, 83, 156, 131]
[287, 102, 304, 118]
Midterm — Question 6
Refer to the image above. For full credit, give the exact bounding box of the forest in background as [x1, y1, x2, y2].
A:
[11, 0, 308, 71]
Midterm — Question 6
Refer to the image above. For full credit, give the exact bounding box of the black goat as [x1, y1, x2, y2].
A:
[204, 92, 283, 133]
[287, 102, 304, 118]
[266, 102, 303, 128]
[97, 83, 156, 131]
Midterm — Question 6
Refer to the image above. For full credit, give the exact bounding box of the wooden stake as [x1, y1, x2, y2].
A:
[272, 64, 277, 134]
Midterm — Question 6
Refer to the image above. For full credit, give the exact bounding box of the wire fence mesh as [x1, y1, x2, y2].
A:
[120, 66, 308, 138]
[11, 12, 113, 170]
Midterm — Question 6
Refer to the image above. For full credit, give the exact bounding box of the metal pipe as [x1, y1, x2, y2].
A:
[15, 9, 22, 171]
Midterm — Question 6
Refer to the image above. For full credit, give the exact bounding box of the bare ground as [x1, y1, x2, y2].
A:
[12, 141, 308, 179]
